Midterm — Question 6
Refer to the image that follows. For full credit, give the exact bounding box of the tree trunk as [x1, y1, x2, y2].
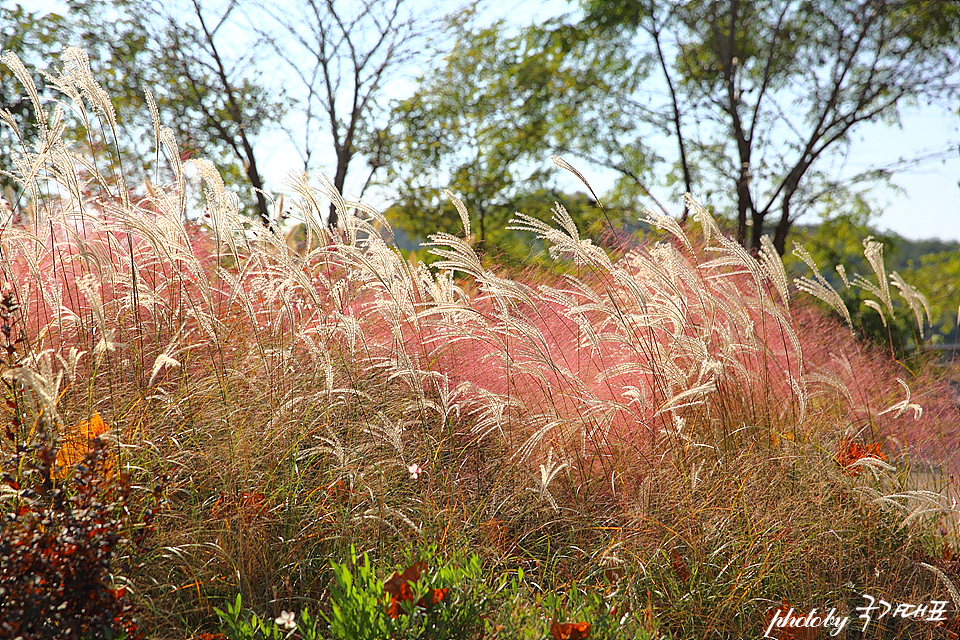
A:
[239, 130, 271, 227]
[773, 195, 795, 256]
[191, 0, 271, 227]
[772, 165, 805, 255]
[327, 150, 352, 229]
[750, 208, 766, 253]
[735, 161, 752, 246]
[651, 21, 692, 223]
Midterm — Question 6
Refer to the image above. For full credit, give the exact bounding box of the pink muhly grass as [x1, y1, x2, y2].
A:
[5, 169, 946, 483]
[791, 303, 959, 468]
[399, 211, 808, 464]
[3, 44, 950, 508]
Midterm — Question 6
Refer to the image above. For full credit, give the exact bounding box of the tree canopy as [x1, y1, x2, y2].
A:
[379, 14, 645, 258]
[581, 0, 960, 254]
[3, 0, 958, 253]
[257, 0, 440, 229]
[2, 0, 433, 228]
[1, 0, 284, 223]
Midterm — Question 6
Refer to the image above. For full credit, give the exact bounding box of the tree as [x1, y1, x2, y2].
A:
[257, 0, 440, 229]
[76, 0, 285, 226]
[166, 0, 281, 226]
[1, 3, 172, 213]
[1, 0, 284, 225]
[904, 251, 960, 346]
[576, 0, 960, 254]
[380, 15, 644, 256]
[787, 208, 914, 352]
[0, 6, 70, 196]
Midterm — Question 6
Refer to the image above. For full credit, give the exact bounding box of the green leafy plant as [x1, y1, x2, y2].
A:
[323, 548, 388, 640]
[385, 550, 493, 640]
[215, 593, 320, 640]
[322, 546, 493, 640]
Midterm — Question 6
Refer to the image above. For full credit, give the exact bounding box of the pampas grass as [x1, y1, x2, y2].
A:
[2, 48, 959, 638]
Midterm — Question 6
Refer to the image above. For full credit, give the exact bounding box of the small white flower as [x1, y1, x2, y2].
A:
[275, 610, 296, 630]
[408, 463, 423, 480]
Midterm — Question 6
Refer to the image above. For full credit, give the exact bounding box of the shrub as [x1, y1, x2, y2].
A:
[0, 429, 147, 639]
[324, 547, 490, 640]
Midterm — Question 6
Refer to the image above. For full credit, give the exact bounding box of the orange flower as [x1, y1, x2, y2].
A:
[55, 412, 115, 479]
[383, 561, 448, 619]
[550, 621, 591, 640]
[835, 438, 886, 476]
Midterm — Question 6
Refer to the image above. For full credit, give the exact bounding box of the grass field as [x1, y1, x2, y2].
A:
[2, 48, 960, 640]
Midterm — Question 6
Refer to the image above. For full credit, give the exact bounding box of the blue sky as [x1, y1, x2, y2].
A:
[840, 107, 960, 242]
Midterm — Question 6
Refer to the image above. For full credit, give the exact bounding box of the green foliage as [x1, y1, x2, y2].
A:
[211, 550, 659, 640]
[789, 213, 909, 352]
[903, 250, 960, 345]
[0, 0, 283, 221]
[322, 546, 492, 640]
[323, 549, 388, 640]
[381, 12, 645, 257]
[0, 5, 69, 194]
[215, 594, 320, 640]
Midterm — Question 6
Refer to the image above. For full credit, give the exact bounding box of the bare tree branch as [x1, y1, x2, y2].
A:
[258, 0, 441, 228]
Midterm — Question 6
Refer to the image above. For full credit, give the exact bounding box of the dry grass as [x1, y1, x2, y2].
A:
[2, 49, 959, 638]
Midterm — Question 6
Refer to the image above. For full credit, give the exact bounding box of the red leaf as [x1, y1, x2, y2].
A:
[383, 562, 448, 617]
[325, 479, 355, 503]
[424, 587, 448, 606]
[835, 437, 885, 476]
[384, 561, 428, 618]
[386, 595, 404, 619]
[383, 560, 425, 599]
[670, 548, 690, 582]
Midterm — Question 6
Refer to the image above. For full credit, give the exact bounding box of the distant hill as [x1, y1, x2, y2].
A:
[792, 222, 959, 268]
[888, 237, 960, 271]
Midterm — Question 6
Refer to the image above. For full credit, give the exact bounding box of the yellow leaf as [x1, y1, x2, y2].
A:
[79, 411, 107, 439]
[55, 412, 114, 479]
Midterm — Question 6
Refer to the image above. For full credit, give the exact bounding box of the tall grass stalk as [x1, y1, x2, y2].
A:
[2, 48, 958, 638]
